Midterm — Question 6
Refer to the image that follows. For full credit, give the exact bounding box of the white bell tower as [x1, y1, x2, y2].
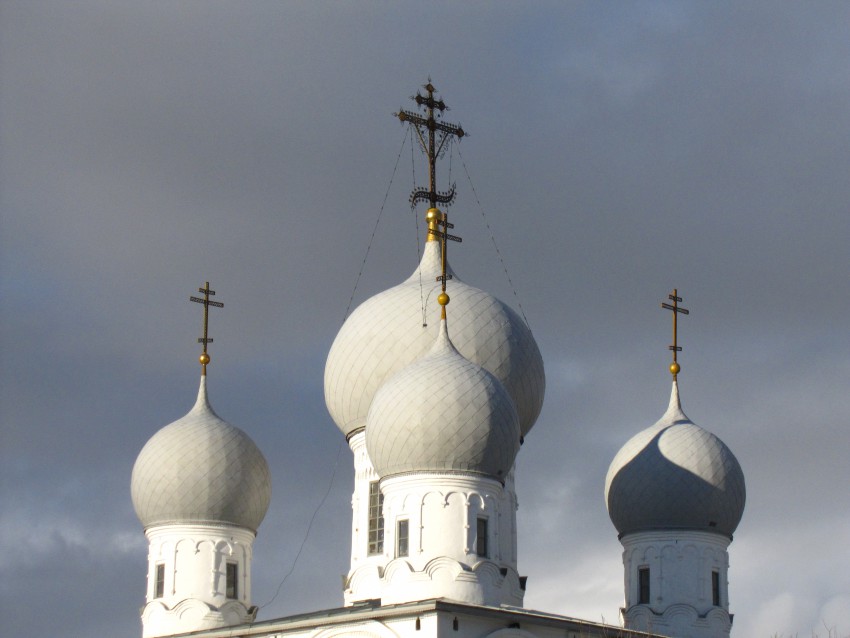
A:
[605, 291, 745, 638]
[323, 83, 544, 608]
[131, 285, 271, 637]
[365, 317, 524, 607]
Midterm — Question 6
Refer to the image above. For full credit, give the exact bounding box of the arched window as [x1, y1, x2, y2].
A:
[368, 481, 384, 555]
[638, 567, 650, 604]
[226, 562, 238, 599]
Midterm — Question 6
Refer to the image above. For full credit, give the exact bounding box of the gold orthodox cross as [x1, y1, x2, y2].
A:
[396, 81, 466, 212]
[427, 213, 462, 319]
[190, 282, 223, 375]
[661, 288, 689, 378]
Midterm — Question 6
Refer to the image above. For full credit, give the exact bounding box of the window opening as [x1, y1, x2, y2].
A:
[712, 570, 721, 606]
[638, 567, 650, 604]
[476, 517, 488, 557]
[226, 562, 238, 599]
[154, 563, 165, 599]
[397, 519, 409, 557]
[368, 481, 384, 555]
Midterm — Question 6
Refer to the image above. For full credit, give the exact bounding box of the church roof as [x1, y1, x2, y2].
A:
[365, 320, 520, 481]
[324, 240, 545, 440]
[131, 376, 271, 532]
[163, 598, 662, 638]
[604, 381, 746, 538]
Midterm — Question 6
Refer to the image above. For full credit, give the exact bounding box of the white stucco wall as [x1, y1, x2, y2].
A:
[141, 524, 257, 638]
[620, 530, 733, 638]
[373, 473, 523, 607]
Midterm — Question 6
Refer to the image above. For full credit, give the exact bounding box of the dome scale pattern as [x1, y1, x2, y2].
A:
[131, 377, 271, 532]
[366, 321, 520, 481]
[324, 240, 545, 439]
[605, 382, 746, 539]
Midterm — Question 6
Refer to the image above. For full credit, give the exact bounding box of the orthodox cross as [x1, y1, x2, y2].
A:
[190, 282, 223, 375]
[428, 213, 462, 319]
[396, 81, 466, 210]
[661, 288, 689, 378]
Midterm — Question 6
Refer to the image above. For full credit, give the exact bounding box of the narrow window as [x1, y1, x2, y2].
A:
[712, 570, 721, 606]
[226, 562, 238, 599]
[638, 567, 650, 604]
[154, 563, 165, 599]
[476, 517, 488, 557]
[397, 519, 409, 557]
[368, 481, 384, 555]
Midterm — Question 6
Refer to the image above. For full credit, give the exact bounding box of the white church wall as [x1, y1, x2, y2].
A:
[620, 530, 732, 638]
[373, 473, 523, 607]
[345, 430, 385, 605]
[141, 524, 257, 638]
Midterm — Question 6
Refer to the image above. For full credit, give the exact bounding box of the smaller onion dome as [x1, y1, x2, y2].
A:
[324, 240, 545, 440]
[604, 382, 746, 539]
[366, 320, 520, 481]
[131, 377, 271, 532]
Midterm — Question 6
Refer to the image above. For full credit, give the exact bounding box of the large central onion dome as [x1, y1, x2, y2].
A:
[325, 240, 545, 439]
[366, 320, 520, 481]
[605, 382, 746, 539]
[131, 377, 271, 532]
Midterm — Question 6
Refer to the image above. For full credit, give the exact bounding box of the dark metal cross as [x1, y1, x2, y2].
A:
[427, 214, 462, 320]
[396, 81, 466, 210]
[190, 281, 223, 374]
[428, 217, 462, 284]
[661, 288, 689, 377]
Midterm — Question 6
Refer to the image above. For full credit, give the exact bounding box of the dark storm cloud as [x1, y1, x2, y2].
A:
[1, 3, 848, 637]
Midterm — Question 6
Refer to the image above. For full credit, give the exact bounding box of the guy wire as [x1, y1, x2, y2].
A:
[341, 127, 408, 322]
[256, 438, 345, 610]
[456, 145, 533, 332]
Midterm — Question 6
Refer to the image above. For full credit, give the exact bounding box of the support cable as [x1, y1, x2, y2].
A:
[256, 438, 346, 610]
[258, 131, 408, 613]
[456, 145, 533, 332]
[340, 128, 408, 322]
[410, 126, 428, 326]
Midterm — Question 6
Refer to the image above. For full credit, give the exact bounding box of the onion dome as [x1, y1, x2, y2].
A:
[131, 377, 271, 532]
[604, 382, 746, 539]
[325, 240, 545, 439]
[365, 320, 520, 481]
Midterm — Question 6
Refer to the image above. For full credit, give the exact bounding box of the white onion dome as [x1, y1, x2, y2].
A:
[131, 377, 271, 532]
[325, 240, 545, 439]
[604, 382, 746, 539]
[366, 320, 521, 481]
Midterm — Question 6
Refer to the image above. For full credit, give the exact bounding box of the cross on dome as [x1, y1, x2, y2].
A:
[396, 80, 466, 219]
[428, 211, 462, 320]
[189, 281, 224, 375]
[661, 288, 689, 378]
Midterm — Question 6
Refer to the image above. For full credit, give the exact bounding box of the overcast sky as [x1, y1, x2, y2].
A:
[1, 2, 848, 637]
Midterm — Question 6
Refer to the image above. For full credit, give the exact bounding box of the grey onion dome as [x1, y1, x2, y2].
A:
[324, 240, 545, 440]
[604, 382, 746, 539]
[366, 320, 521, 481]
[131, 377, 271, 533]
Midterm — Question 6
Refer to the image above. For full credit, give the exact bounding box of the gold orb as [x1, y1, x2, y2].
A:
[437, 292, 450, 306]
[426, 207, 441, 222]
[669, 362, 680, 375]
[199, 353, 211, 365]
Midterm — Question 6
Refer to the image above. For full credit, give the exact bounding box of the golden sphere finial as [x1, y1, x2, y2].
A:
[199, 353, 211, 366]
[426, 207, 441, 222]
[669, 361, 680, 376]
[437, 292, 450, 306]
